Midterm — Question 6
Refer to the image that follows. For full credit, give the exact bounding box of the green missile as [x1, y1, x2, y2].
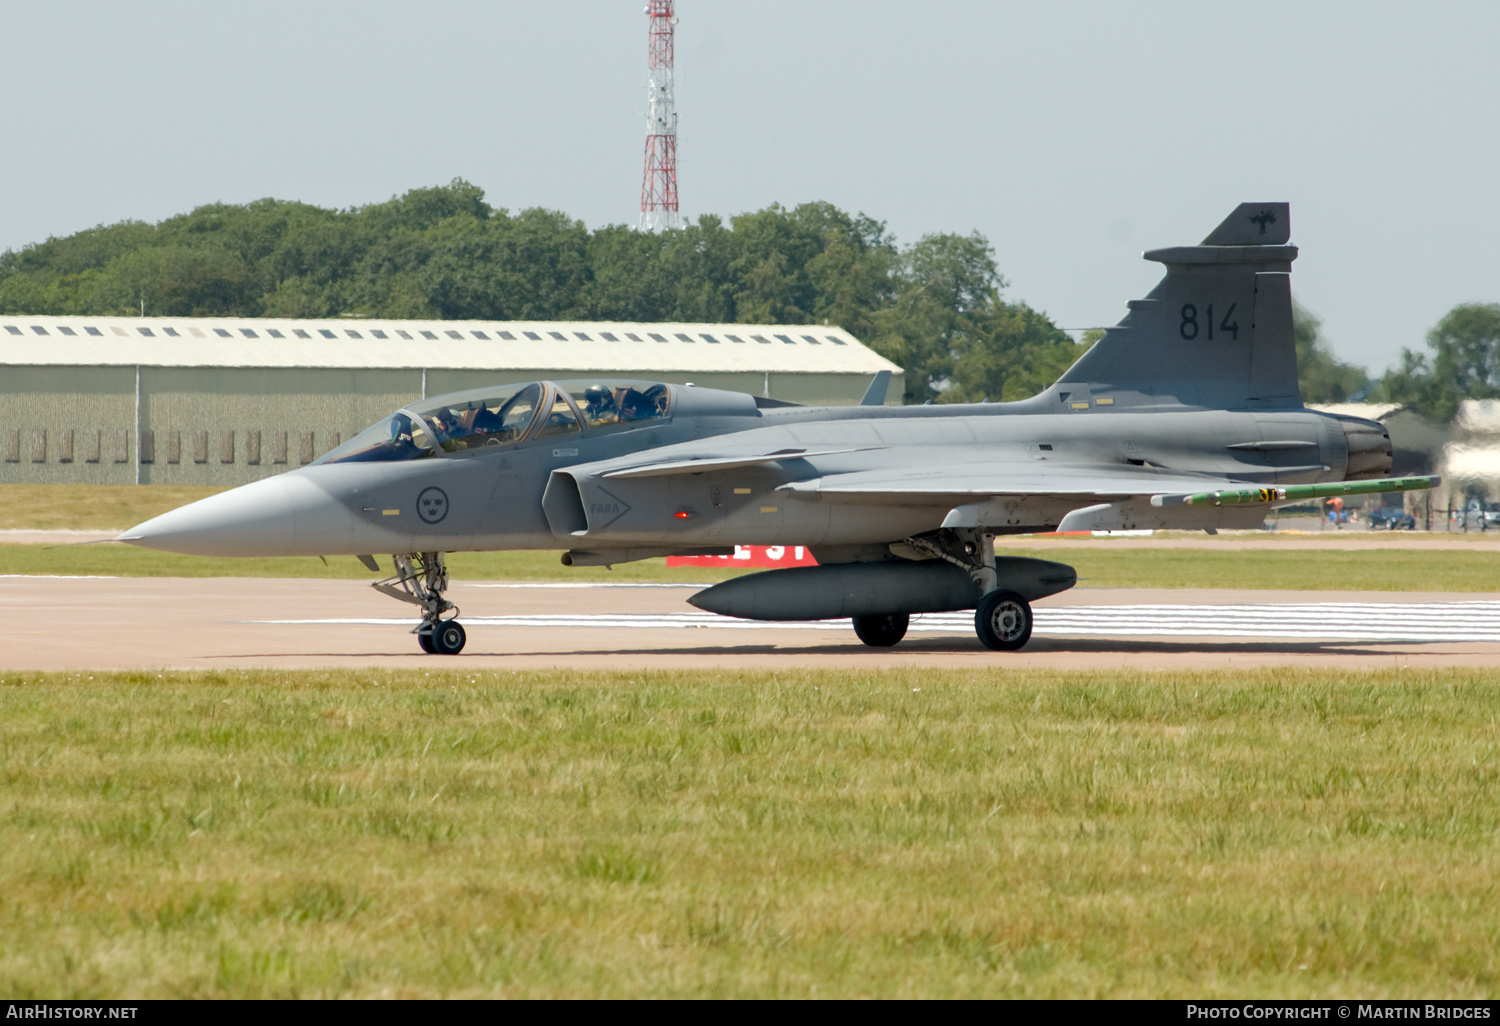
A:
[1151, 475, 1441, 508]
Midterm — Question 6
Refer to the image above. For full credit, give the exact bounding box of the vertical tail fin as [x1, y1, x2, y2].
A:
[1050, 203, 1302, 411]
[859, 370, 892, 407]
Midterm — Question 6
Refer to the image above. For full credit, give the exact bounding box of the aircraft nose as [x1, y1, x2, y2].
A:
[118, 476, 298, 557]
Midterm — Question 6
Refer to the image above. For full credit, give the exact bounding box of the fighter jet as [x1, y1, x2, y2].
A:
[120, 203, 1436, 654]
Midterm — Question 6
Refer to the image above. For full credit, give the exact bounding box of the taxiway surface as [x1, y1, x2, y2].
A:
[5, 575, 1500, 671]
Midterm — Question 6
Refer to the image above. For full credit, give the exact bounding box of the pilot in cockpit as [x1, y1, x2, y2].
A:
[619, 387, 655, 421]
[582, 385, 619, 427]
[470, 404, 503, 440]
[387, 413, 423, 457]
[426, 407, 462, 450]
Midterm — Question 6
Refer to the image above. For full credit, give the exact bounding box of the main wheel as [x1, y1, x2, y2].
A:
[975, 590, 1032, 651]
[852, 613, 910, 647]
[417, 625, 437, 654]
[432, 619, 467, 655]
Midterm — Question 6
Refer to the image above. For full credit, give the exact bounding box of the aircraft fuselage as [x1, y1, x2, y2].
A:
[123, 388, 1378, 560]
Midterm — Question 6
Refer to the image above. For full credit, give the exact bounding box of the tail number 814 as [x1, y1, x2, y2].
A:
[1180, 303, 1239, 341]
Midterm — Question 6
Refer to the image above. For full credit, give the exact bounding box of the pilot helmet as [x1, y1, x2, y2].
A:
[584, 385, 613, 408]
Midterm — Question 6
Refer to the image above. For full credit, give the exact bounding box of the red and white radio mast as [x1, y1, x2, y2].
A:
[639, 1, 681, 231]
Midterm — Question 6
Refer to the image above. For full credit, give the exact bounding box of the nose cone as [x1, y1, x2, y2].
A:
[119, 476, 299, 557]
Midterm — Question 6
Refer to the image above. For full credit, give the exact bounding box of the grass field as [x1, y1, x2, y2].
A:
[7, 542, 1500, 592]
[0, 545, 752, 585]
[0, 485, 225, 532]
[2, 667, 1497, 998]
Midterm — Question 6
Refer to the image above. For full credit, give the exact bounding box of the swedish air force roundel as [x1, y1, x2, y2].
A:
[417, 487, 449, 524]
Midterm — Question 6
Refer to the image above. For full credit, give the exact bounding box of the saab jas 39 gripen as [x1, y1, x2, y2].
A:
[120, 204, 1437, 654]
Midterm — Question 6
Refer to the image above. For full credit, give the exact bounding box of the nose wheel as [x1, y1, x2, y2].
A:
[419, 618, 467, 655]
[373, 552, 466, 655]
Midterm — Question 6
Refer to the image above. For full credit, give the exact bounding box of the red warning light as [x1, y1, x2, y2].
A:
[674, 510, 693, 519]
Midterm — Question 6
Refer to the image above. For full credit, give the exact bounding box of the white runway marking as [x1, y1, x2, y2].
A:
[471, 582, 703, 589]
[0, 574, 120, 580]
[251, 601, 1500, 643]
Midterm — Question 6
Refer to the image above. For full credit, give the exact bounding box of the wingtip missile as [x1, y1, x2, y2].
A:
[1150, 475, 1441, 509]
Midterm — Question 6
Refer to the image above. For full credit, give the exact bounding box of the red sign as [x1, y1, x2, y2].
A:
[667, 545, 819, 568]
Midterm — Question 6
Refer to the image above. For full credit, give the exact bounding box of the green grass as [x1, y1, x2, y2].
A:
[0, 484, 226, 531]
[1036, 546, 1500, 592]
[1, 667, 1497, 998]
[0, 545, 751, 584]
[7, 542, 1500, 592]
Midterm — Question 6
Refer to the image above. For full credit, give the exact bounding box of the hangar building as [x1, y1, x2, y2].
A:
[0, 315, 902, 486]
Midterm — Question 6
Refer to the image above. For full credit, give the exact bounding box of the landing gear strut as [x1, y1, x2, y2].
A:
[905, 528, 1034, 652]
[372, 551, 466, 655]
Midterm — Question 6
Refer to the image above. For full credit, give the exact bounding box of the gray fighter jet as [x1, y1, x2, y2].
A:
[120, 204, 1436, 654]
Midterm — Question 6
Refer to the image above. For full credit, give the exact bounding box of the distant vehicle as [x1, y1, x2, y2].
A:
[1368, 506, 1416, 530]
[1454, 501, 1500, 527]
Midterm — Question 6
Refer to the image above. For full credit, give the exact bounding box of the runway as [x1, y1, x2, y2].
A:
[5, 575, 1500, 671]
[258, 596, 1500, 643]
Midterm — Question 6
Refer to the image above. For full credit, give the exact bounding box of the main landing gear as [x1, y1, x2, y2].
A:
[974, 589, 1032, 651]
[373, 551, 466, 655]
[852, 613, 910, 647]
[850, 529, 1034, 652]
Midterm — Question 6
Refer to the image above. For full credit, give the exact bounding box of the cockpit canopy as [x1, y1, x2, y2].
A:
[316, 379, 673, 466]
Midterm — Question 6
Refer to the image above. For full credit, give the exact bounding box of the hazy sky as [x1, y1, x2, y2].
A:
[3, 1, 1496, 374]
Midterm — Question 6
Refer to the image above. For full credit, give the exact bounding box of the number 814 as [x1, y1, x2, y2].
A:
[1180, 303, 1239, 341]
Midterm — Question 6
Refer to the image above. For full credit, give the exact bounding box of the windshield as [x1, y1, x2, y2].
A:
[317, 382, 544, 465]
[316, 409, 440, 465]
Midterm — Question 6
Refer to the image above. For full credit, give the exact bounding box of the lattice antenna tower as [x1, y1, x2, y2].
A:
[639, 1, 681, 231]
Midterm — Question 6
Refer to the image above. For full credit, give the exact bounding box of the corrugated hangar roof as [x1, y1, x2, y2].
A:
[1307, 402, 1404, 421]
[0, 316, 898, 374]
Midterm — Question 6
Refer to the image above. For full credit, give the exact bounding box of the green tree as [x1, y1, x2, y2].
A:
[869, 231, 1000, 404]
[579, 224, 676, 320]
[947, 304, 1090, 403]
[1293, 300, 1372, 404]
[1384, 303, 1500, 422]
[870, 231, 1079, 404]
[0, 220, 155, 314]
[0, 183, 1083, 406]
[261, 275, 336, 318]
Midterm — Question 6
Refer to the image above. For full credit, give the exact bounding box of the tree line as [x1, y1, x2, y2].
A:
[1, 178, 1485, 415]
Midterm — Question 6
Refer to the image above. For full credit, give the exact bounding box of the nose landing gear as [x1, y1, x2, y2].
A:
[373, 551, 466, 655]
[419, 618, 467, 655]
